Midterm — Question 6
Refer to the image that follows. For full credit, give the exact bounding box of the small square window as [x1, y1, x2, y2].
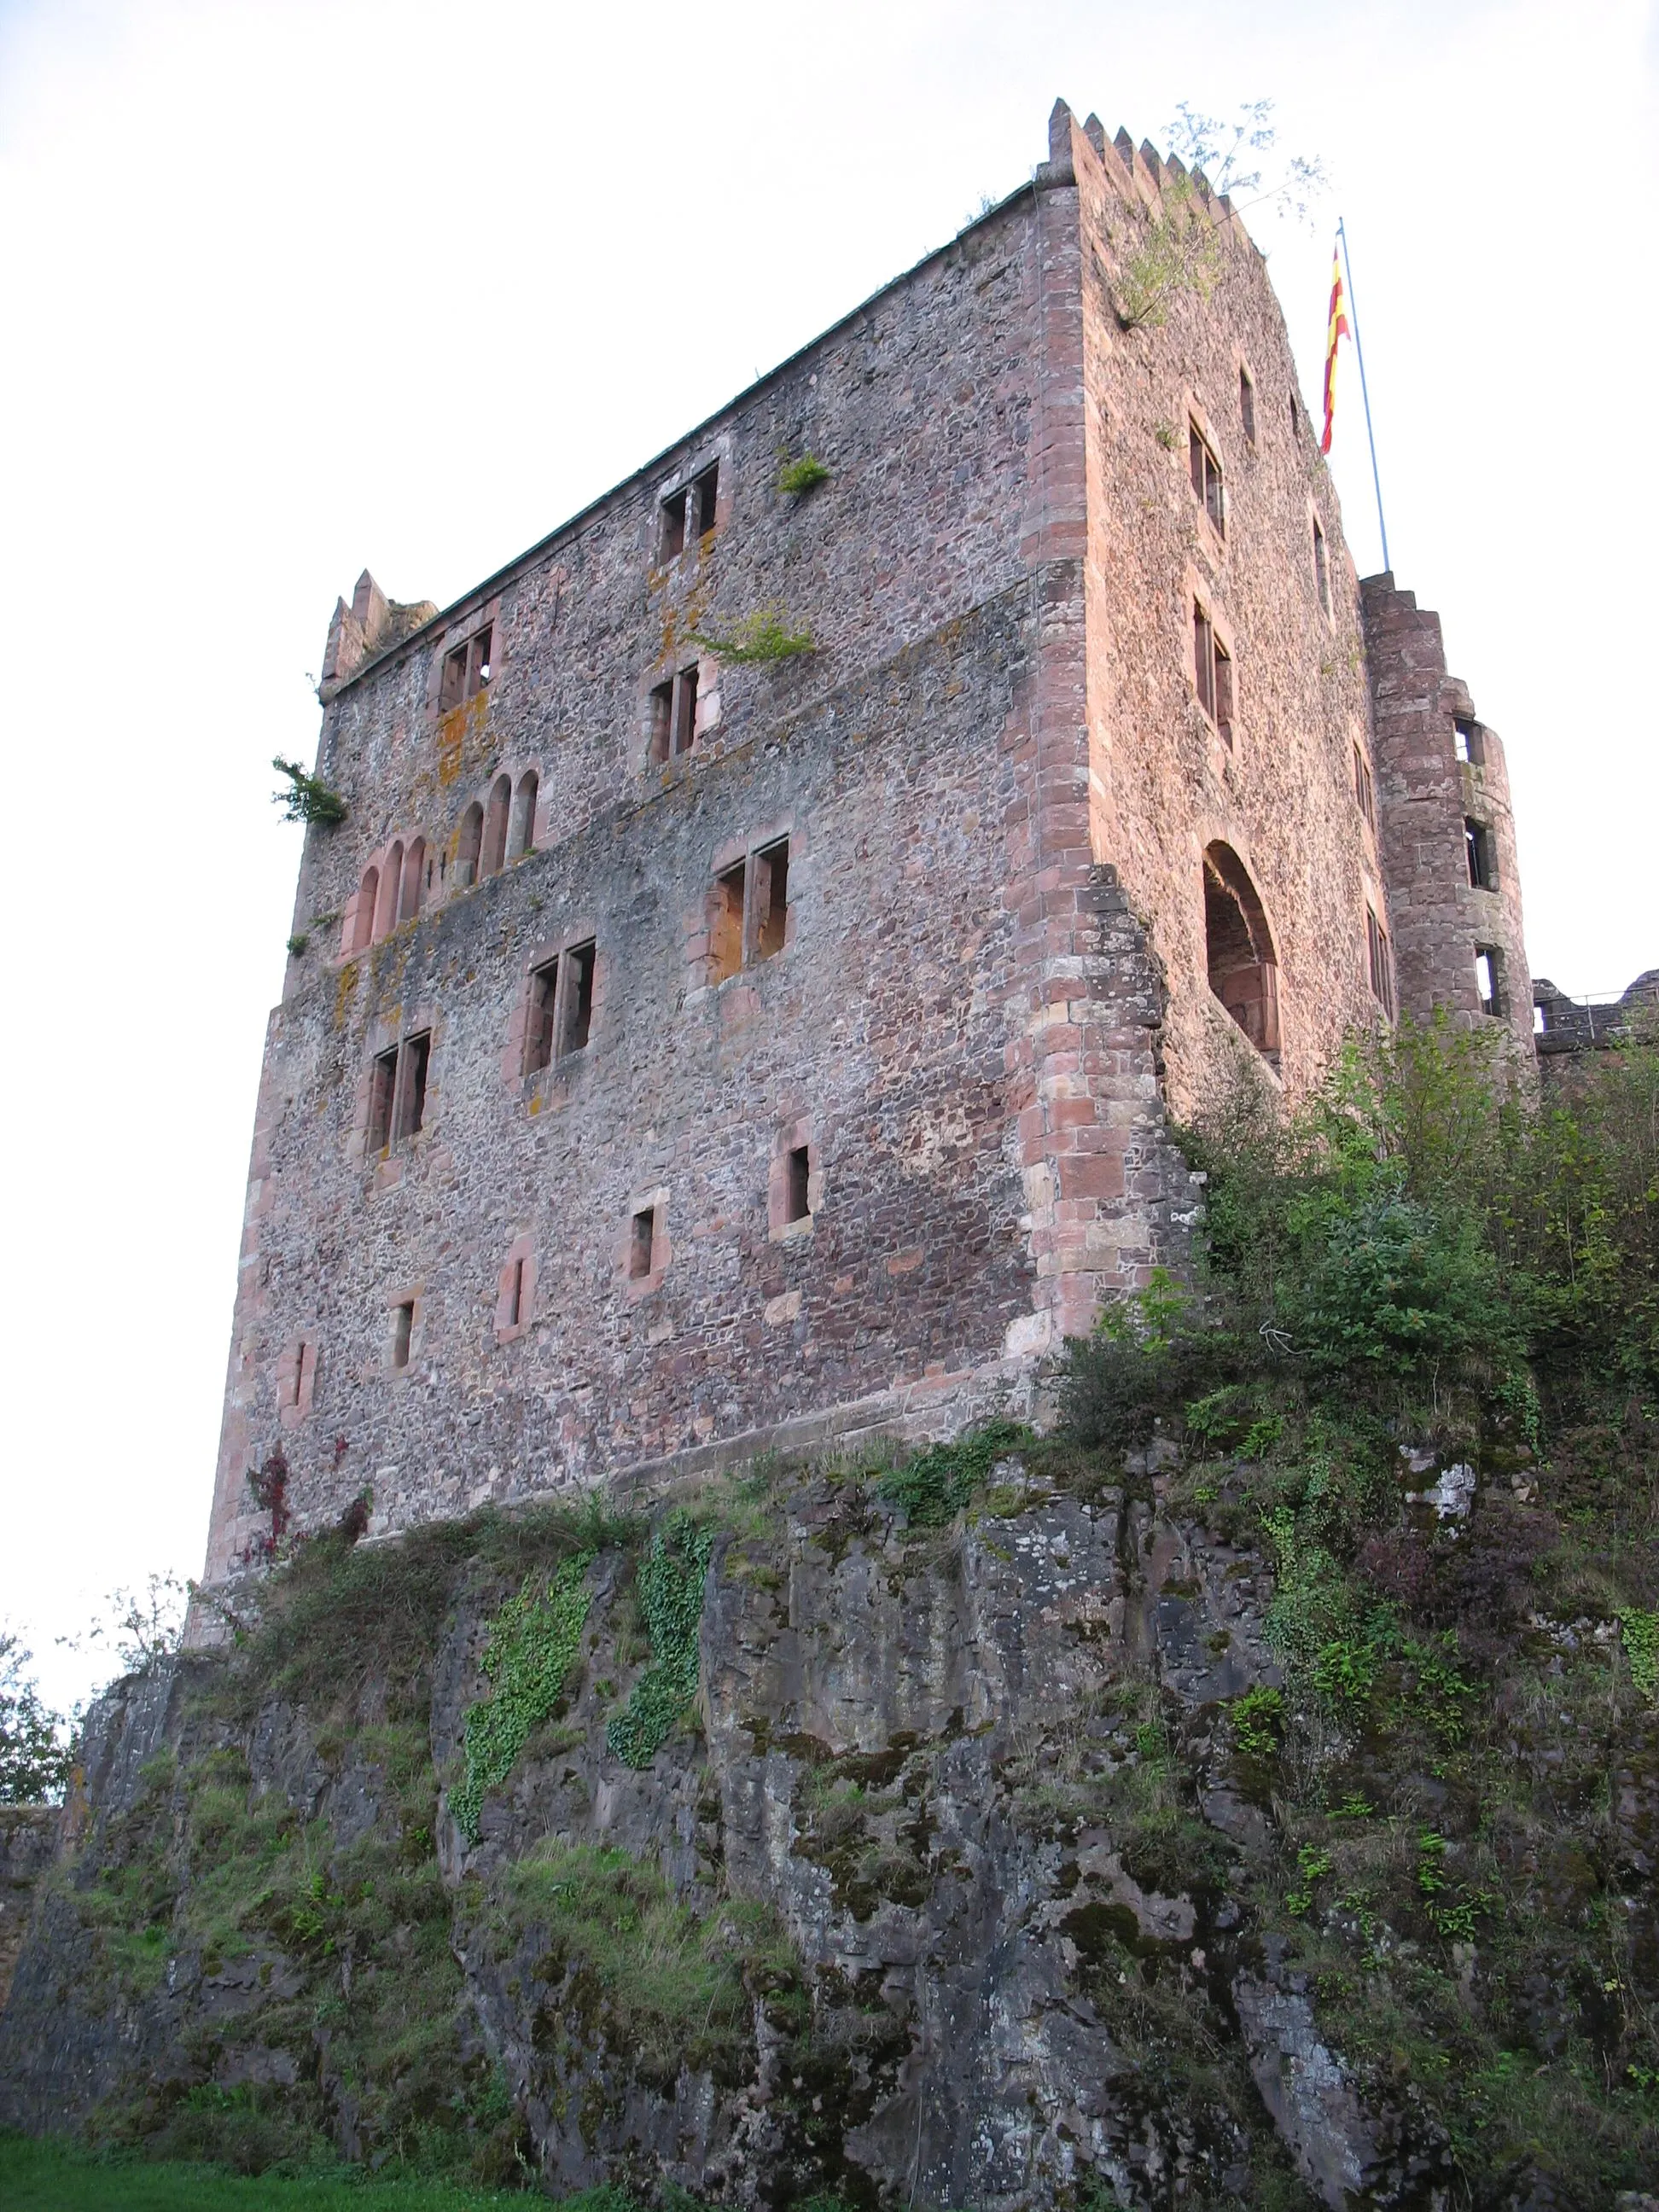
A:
[1453, 716, 1485, 765]
[439, 624, 492, 712]
[630, 1207, 655, 1279]
[1238, 366, 1256, 446]
[1189, 421, 1225, 534]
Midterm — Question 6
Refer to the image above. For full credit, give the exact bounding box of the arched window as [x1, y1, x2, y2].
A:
[350, 865, 379, 954]
[509, 770, 538, 861]
[374, 841, 404, 940]
[399, 838, 426, 923]
[1203, 842, 1280, 1062]
[482, 775, 512, 877]
[456, 802, 484, 888]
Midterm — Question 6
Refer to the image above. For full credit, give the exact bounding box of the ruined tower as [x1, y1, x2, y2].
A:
[197, 100, 1530, 1590]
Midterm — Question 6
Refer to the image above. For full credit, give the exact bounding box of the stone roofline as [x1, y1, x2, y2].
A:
[320, 96, 1267, 709]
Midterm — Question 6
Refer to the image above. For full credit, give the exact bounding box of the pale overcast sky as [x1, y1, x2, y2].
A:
[3, 0, 1655, 1713]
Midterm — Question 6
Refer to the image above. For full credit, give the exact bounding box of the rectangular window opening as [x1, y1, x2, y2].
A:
[710, 862, 746, 983]
[1313, 517, 1330, 614]
[1465, 818, 1495, 890]
[392, 1302, 413, 1370]
[630, 1207, 655, 1279]
[1239, 366, 1256, 445]
[661, 486, 688, 562]
[559, 942, 596, 1057]
[440, 626, 492, 711]
[1454, 716, 1485, 765]
[1189, 421, 1224, 533]
[649, 678, 673, 765]
[693, 462, 719, 538]
[785, 1145, 811, 1225]
[672, 663, 699, 754]
[1366, 908, 1394, 1015]
[506, 1257, 524, 1328]
[755, 838, 789, 960]
[1194, 605, 1215, 721]
[525, 958, 558, 1075]
[439, 643, 466, 713]
[1353, 744, 1376, 830]
[469, 625, 492, 690]
[369, 1046, 398, 1151]
[289, 1342, 309, 1407]
[1476, 947, 1503, 1017]
[1213, 636, 1234, 746]
[399, 1031, 431, 1139]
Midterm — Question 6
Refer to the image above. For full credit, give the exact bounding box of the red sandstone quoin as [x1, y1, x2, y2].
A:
[194, 100, 1535, 1598]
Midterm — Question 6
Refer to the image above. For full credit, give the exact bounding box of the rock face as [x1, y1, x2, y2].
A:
[0, 1806, 58, 2012]
[0, 1472, 1442, 2207]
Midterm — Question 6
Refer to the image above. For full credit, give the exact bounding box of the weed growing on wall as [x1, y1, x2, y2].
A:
[451, 1557, 593, 1842]
[607, 1514, 713, 1769]
[271, 757, 347, 828]
[1621, 1607, 1659, 1700]
[876, 1417, 1033, 1528]
[1113, 176, 1222, 331]
[688, 608, 816, 663]
[777, 454, 831, 498]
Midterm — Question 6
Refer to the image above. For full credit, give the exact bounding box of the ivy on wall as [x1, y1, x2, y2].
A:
[607, 1513, 713, 1770]
[451, 1556, 592, 1842]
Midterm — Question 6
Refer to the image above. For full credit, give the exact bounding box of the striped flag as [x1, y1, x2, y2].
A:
[1321, 246, 1348, 455]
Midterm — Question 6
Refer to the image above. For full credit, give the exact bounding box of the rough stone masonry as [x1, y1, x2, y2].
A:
[195, 100, 1535, 1597]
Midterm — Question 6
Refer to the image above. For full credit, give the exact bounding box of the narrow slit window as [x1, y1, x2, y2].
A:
[660, 487, 689, 562]
[673, 663, 699, 754]
[785, 1145, 811, 1225]
[1313, 516, 1330, 614]
[1366, 907, 1394, 1014]
[1194, 605, 1215, 721]
[559, 941, 596, 1057]
[1353, 744, 1376, 829]
[710, 862, 747, 983]
[1465, 818, 1495, 890]
[693, 463, 719, 538]
[398, 1031, 431, 1140]
[505, 1257, 524, 1328]
[1189, 421, 1224, 533]
[368, 1047, 398, 1152]
[392, 1302, 414, 1371]
[289, 1342, 310, 1408]
[630, 1207, 655, 1279]
[754, 838, 789, 960]
[525, 958, 559, 1075]
[1212, 636, 1234, 744]
[1239, 365, 1256, 445]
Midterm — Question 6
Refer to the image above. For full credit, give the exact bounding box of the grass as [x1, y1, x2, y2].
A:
[0, 2133, 524, 2210]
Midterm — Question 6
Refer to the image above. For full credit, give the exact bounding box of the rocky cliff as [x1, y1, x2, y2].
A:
[2, 1426, 1655, 2210]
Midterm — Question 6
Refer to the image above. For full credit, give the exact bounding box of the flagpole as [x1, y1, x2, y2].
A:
[1336, 217, 1390, 573]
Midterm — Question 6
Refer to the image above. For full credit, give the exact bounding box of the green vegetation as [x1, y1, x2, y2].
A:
[606, 1513, 713, 1768]
[451, 1557, 593, 1842]
[0, 2133, 525, 2209]
[1, 1630, 70, 1801]
[874, 1417, 1032, 1527]
[1112, 175, 1222, 331]
[686, 608, 815, 664]
[271, 760, 346, 830]
[777, 453, 830, 498]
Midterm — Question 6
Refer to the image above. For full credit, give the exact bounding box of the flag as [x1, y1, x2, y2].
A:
[1321, 246, 1348, 456]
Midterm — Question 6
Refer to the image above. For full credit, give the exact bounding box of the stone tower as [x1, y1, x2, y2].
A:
[196, 100, 1530, 1592]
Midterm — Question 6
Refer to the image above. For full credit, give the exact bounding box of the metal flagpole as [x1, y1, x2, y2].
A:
[1336, 217, 1390, 573]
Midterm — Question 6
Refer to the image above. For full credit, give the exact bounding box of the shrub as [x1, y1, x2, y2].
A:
[688, 608, 816, 663]
[875, 1417, 1032, 1527]
[271, 757, 346, 827]
[778, 453, 830, 498]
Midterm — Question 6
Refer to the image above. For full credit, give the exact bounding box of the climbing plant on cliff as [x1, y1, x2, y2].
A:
[607, 1512, 713, 1768]
[451, 1556, 593, 1842]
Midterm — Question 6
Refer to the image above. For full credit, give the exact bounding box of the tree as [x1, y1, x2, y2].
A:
[0, 1631, 72, 1803]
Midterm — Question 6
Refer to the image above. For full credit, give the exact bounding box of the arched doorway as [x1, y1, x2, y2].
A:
[1203, 843, 1280, 1064]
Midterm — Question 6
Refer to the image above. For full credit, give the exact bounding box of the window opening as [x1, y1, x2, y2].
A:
[1289, 387, 1300, 437]
[710, 862, 747, 983]
[1313, 516, 1330, 614]
[1366, 907, 1394, 1013]
[368, 1046, 398, 1151]
[439, 624, 492, 711]
[754, 838, 789, 960]
[649, 678, 674, 764]
[289, 1342, 310, 1408]
[505, 1257, 524, 1328]
[673, 663, 699, 754]
[353, 866, 379, 953]
[560, 941, 596, 1057]
[457, 801, 484, 887]
[1476, 947, 1504, 1016]
[630, 1207, 655, 1279]
[1465, 818, 1495, 890]
[399, 839, 425, 924]
[692, 463, 719, 538]
[660, 487, 689, 562]
[1203, 844, 1280, 1060]
[1189, 421, 1225, 533]
[1453, 716, 1484, 765]
[375, 842, 403, 940]
[785, 1144, 811, 1224]
[397, 1031, 431, 1140]
[392, 1301, 413, 1370]
[1193, 604, 1232, 744]
[509, 771, 538, 860]
[525, 958, 558, 1075]
[1353, 744, 1376, 830]
[482, 774, 511, 877]
[1239, 365, 1256, 445]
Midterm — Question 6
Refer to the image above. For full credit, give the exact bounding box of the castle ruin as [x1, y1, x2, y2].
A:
[198, 100, 1534, 1591]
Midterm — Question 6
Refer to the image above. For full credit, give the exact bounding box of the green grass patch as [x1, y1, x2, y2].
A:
[0, 2131, 525, 2209]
